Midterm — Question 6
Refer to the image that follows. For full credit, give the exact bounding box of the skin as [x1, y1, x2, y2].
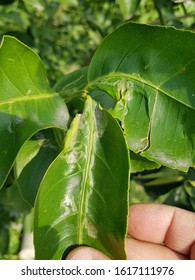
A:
[65, 203, 195, 260]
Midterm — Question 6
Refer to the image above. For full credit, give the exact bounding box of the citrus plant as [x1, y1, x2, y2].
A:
[1, 22, 195, 259]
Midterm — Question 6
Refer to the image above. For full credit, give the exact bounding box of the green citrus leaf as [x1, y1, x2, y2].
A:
[0, 36, 69, 188]
[54, 67, 89, 116]
[54, 66, 88, 102]
[14, 131, 59, 207]
[88, 22, 195, 171]
[34, 97, 130, 260]
[117, 0, 141, 20]
[130, 150, 160, 173]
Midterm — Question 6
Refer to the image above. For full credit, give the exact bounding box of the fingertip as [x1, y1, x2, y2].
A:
[65, 246, 110, 260]
[128, 203, 195, 256]
[190, 242, 195, 260]
[128, 203, 174, 243]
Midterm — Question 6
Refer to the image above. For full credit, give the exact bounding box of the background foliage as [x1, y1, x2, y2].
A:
[0, 0, 195, 259]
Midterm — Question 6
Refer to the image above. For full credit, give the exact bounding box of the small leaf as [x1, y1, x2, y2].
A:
[0, 36, 69, 188]
[14, 131, 59, 207]
[54, 66, 88, 103]
[156, 185, 192, 210]
[117, 0, 141, 20]
[184, 181, 195, 198]
[54, 67, 88, 117]
[89, 89, 117, 110]
[88, 23, 195, 171]
[130, 151, 160, 173]
[0, 183, 30, 215]
[34, 97, 130, 260]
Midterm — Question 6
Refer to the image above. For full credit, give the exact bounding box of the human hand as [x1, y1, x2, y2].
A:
[65, 203, 195, 260]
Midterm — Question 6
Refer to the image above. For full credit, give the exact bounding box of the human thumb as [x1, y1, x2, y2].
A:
[65, 246, 110, 260]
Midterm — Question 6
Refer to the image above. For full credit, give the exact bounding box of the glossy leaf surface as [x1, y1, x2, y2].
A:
[54, 67, 89, 117]
[14, 131, 59, 207]
[0, 36, 69, 188]
[54, 66, 88, 102]
[130, 151, 160, 173]
[88, 23, 195, 171]
[34, 97, 130, 260]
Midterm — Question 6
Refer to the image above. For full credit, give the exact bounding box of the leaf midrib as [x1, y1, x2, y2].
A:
[78, 99, 95, 244]
[0, 93, 58, 106]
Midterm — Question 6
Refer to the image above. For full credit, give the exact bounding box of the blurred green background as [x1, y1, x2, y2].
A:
[0, 0, 195, 259]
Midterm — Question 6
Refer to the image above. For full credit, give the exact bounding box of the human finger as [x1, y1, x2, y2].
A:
[126, 237, 187, 260]
[128, 203, 195, 256]
[65, 246, 110, 260]
[65, 240, 187, 260]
